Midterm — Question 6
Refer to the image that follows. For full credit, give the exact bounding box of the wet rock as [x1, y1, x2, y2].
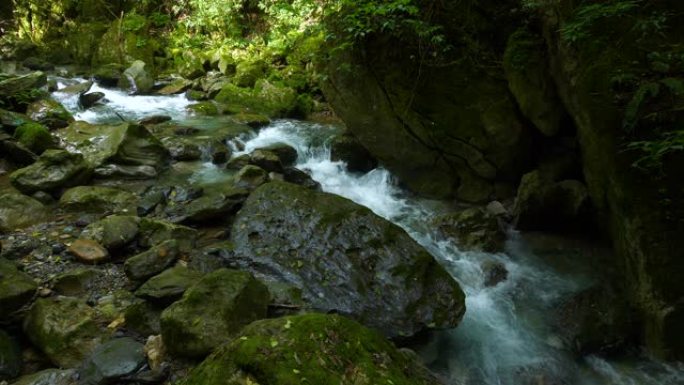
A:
[119, 60, 154, 95]
[169, 187, 249, 223]
[52, 268, 102, 296]
[160, 269, 270, 358]
[124, 301, 162, 336]
[13, 122, 56, 154]
[157, 79, 190, 95]
[482, 260, 508, 287]
[143, 335, 165, 372]
[58, 81, 93, 95]
[260, 143, 298, 167]
[182, 314, 441, 385]
[0, 138, 37, 166]
[282, 167, 321, 190]
[93, 164, 158, 179]
[124, 240, 181, 283]
[0, 235, 40, 260]
[0, 108, 32, 132]
[186, 101, 219, 116]
[232, 112, 270, 128]
[185, 89, 207, 101]
[10, 150, 92, 195]
[330, 133, 378, 173]
[60, 186, 138, 215]
[0, 72, 47, 107]
[0, 258, 38, 320]
[10, 369, 76, 385]
[25, 98, 74, 129]
[235, 165, 268, 190]
[135, 266, 203, 304]
[68, 239, 110, 265]
[0, 329, 21, 381]
[0, 192, 47, 232]
[231, 181, 466, 338]
[139, 115, 172, 125]
[22, 57, 54, 72]
[486, 200, 509, 217]
[161, 137, 202, 161]
[138, 218, 197, 251]
[78, 92, 105, 109]
[80, 216, 140, 252]
[225, 154, 250, 170]
[93, 64, 123, 87]
[433, 207, 506, 253]
[249, 149, 284, 173]
[23, 296, 107, 368]
[78, 337, 146, 385]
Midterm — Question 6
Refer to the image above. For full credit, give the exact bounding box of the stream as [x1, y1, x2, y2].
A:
[53, 80, 684, 385]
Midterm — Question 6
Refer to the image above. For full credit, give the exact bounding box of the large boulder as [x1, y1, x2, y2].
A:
[79, 215, 140, 252]
[214, 80, 298, 118]
[230, 181, 465, 338]
[23, 296, 108, 368]
[13, 122, 56, 154]
[0, 192, 47, 232]
[160, 269, 270, 358]
[181, 314, 441, 385]
[119, 60, 154, 95]
[0, 72, 47, 108]
[166, 186, 250, 223]
[10, 150, 92, 194]
[0, 108, 32, 133]
[0, 258, 37, 321]
[433, 207, 506, 253]
[56, 121, 169, 172]
[135, 265, 203, 304]
[25, 98, 74, 129]
[60, 186, 138, 215]
[330, 133, 378, 173]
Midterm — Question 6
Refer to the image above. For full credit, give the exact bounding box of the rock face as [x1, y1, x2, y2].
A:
[0, 258, 37, 321]
[160, 269, 270, 358]
[0, 192, 47, 232]
[23, 297, 107, 368]
[10, 150, 92, 194]
[231, 181, 465, 338]
[181, 314, 441, 385]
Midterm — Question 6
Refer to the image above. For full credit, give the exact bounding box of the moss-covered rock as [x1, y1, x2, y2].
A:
[160, 269, 270, 358]
[0, 72, 47, 110]
[230, 181, 465, 338]
[215, 80, 298, 118]
[0, 192, 47, 232]
[80, 215, 140, 252]
[0, 329, 21, 381]
[124, 240, 181, 283]
[186, 101, 219, 116]
[433, 207, 506, 253]
[60, 186, 138, 215]
[25, 98, 74, 129]
[167, 186, 250, 223]
[330, 133, 378, 173]
[138, 218, 197, 251]
[10, 150, 92, 195]
[23, 296, 108, 368]
[93, 63, 124, 87]
[233, 59, 267, 88]
[118, 60, 154, 94]
[0, 109, 32, 133]
[181, 314, 441, 385]
[135, 265, 203, 304]
[78, 338, 146, 385]
[13, 122, 55, 154]
[0, 258, 37, 321]
[52, 268, 102, 297]
[234, 165, 269, 190]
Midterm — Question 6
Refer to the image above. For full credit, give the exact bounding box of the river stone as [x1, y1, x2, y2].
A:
[10, 150, 92, 195]
[232, 112, 270, 128]
[0, 258, 37, 321]
[79, 92, 105, 109]
[0, 139, 38, 166]
[55, 121, 169, 171]
[80, 216, 140, 251]
[234, 165, 268, 190]
[433, 207, 506, 253]
[259, 143, 298, 166]
[68, 239, 110, 265]
[93, 164, 158, 179]
[226, 154, 251, 170]
[0, 108, 32, 132]
[330, 133, 378, 173]
[52, 268, 102, 296]
[93, 64, 123, 87]
[161, 137, 202, 161]
[138, 218, 197, 251]
[138, 115, 172, 125]
[119, 60, 154, 94]
[60, 186, 138, 215]
[168, 187, 250, 223]
[0, 329, 21, 381]
[160, 269, 270, 358]
[482, 260, 509, 287]
[13, 122, 56, 154]
[0, 72, 47, 106]
[124, 301, 162, 336]
[249, 149, 284, 173]
[10, 369, 76, 385]
[25, 98, 74, 129]
[157, 80, 190, 95]
[282, 167, 321, 190]
[231, 181, 466, 338]
[58, 80, 93, 95]
[181, 313, 441, 385]
[23, 296, 107, 368]
[0, 192, 47, 232]
[135, 266, 203, 304]
[78, 337, 146, 385]
[124, 240, 181, 283]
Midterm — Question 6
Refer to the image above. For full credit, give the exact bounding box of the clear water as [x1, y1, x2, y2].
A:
[52, 84, 684, 385]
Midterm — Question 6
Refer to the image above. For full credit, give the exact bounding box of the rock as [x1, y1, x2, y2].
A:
[78, 92, 105, 109]
[58, 81, 93, 95]
[93, 164, 158, 179]
[0, 192, 47, 232]
[185, 89, 207, 101]
[157, 79, 190, 95]
[249, 149, 284, 173]
[22, 57, 54, 71]
[282, 167, 321, 190]
[0, 236, 39, 260]
[124, 240, 181, 283]
[169, 187, 250, 223]
[232, 112, 270, 128]
[144, 335, 165, 372]
[433, 207, 506, 253]
[13, 122, 55, 154]
[0, 139, 37, 166]
[186, 101, 219, 116]
[23, 297, 107, 368]
[231, 181, 466, 338]
[0, 108, 32, 132]
[124, 301, 162, 336]
[78, 337, 146, 385]
[160, 269, 270, 358]
[25, 98, 74, 129]
[260, 143, 298, 167]
[60, 186, 138, 215]
[138, 218, 197, 251]
[486, 200, 509, 217]
[10, 150, 92, 195]
[119, 60, 154, 94]
[52, 268, 102, 296]
[93, 64, 123, 87]
[330, 133, 378, 173]
[10, 369, 76, 385]
[233, 60, 266, 88]
[0, 329, 21, 381]
[225, 154, 250, 170]
[0, 72, 47, 107]
[234, 165, 268, 190]
[135, 266, 203, 304]
[482, 260, 508, 287]
[67, 239, 110, 265]
[56, 122, 169, 171]
[181, 314, 441, 385]
[215, 80, 298, 118]
[161, 137, 202, 161]
[138, 115, 171, 125]
[80, 215, 140, 252]
[0, 258, 37, 320]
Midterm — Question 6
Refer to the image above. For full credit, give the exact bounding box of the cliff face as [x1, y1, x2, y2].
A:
[322, 0, 684, 359]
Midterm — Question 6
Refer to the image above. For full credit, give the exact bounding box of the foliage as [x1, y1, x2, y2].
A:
[561, 0, 640, 44]
[626, 130, 684, 169]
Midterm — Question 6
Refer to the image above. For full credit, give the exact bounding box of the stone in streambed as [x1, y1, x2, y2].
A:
[433, 207, 506, 253]
[25, 98, 74, 129]
[80, 215, 140, 252]
[138, 218, 197, 251]
[10, 369, 76, 385]
[124, 240, 181, 282]
[0, 72, 47, 107]
[330, 133, 378, 173]
[60, 186, 138, 215]
[78, 337, 146, 385]
[0, 258, 38, 321]
[0, 329, 22, 381]
[135, 266, 203, 304]
[234, 165, 268, 190]
[119, 60, 154, 95]
[168, 187, 249, 223]
[79, 92, 105, 109]
[0, 192, 47, 232]
[249, 149, 283, 173]
[13, 122, 56, 154]
[282, 167, 321, 190]
[52, 268, 102, 296]
[68, 239, 109, 265]
[10, 150, 92, 195]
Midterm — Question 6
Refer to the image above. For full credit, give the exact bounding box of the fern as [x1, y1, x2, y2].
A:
[561, 0, 640, 44]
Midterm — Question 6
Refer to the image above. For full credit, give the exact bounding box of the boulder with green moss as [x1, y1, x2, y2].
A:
[135, 265, 203, 304]
[10, 150, 92, 194]
[23, 296, 108, 368]
[181, 313, 441, 385]
[215, 80, 298, 118]
[13, 122, 55, 154]
[0, 258, 37, 321]
[93, 64, 124, 87]
[0, 72, 47, 108]
[433, 207, 506, 253]
[186, 101, 219, 116]
[231, 181, 465, 338]
[233, 59, 267, 88]
[0, 109, 32, 133]
[138, 218, 197, 251]
[0, 192, 47, 232]
[60, 186, 138, 215]
[25, 98, 74, 129]
[79, 215, 140, 251]
[160, 268, 270, 358]
[124, 240, 181, 282]
[119, 60, 155, 95]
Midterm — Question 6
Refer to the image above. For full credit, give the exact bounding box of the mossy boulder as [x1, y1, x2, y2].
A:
[260, 143, 298, 167]
[167, 186, 250, 223]
[0, 192, 47, 232]
[94, 16, 160, 70]
[10, 150, 92, 195]
[186, 101, 219, 116]
[135, 265, 203, 304]
[233, 59, 267, 88]
[230, 181, 466, 338]
[0, 258, 37, 321]
[80, 215, 140, 251]
[93, 64, 124, 87]
[234, 165, 269, 190]
[124, 240, 181, 283]
[52, 268, 102, 297]
[215, 80, 298, 118]
[25, 98, 74, 129]
[0, 72, 47, 109]
[0, 109, 32, 133]
[60, 186, 138, 215]
[433, 207, 506, 253]
[181, 314, 441, 385]
[0, 329, 21, 381]
[138, 218, 197, 251]
[13, 122, 55, 154]
[23, 296, 108, 368]
[330, 133, 378, 173]
[160, 269, 270, 358]
[119, 60, 154, 94]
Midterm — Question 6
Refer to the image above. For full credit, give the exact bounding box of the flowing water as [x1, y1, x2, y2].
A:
[54, 80, 684, 385]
